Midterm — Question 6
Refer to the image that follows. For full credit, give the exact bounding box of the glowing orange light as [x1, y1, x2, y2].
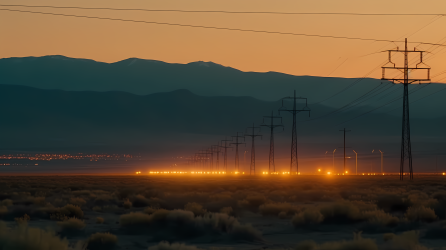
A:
[318, 169, 321, 172]
[327, 172, 331, 175]
[345, 171, 348, 174]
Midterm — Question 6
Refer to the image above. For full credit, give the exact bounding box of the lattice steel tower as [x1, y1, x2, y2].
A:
[279, 90, 310, 174]
[211, 144, 221, 171]
[220, 137, 232, 172]
[381, 38, 430, 180]
[231, 132, 245, 172]
[261, 111, 284, 173]
[245, 123, 262, 175]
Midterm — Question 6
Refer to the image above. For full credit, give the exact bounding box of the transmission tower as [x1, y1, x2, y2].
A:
[197, 150, 208, 171]
[381, 38, 430, 180]
[230, 132, 245, 172]
[339, 128, 351, 173]
[261, 111, 284, 173]
[206, 148, 214, 171]
[211, 144, 221, 171]
[220, 137, 232, 172]
[279, 90, 310, 174]
[245, 123, 262, 175]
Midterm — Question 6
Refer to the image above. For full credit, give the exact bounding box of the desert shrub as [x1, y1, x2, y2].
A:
[120, 212, 153, 226]
[259, 202, 300, 217]
[148, 241, 202, 250]
[220, 207, 233, 215]
[57, 217, 86, 231]
[363, 210, 399, 227]
[33, 197, 47, 206]
[184, 202, 207, 216]
[144, 206, 160, 214]
[60, 204, 84, 218]
[244, 194, 266, 207]
[120, 210, 261, 241]
[0, 223, 69, 249]
[291, 210, 324, 226]
[87, 232, 118, 250]
[278, 211, 287, 219]
[123, 199, 132, 209]
[319, 201, 361, 221]
[1, 199, 13, 207]
[53, 198, 66, 207]
[406, 206, 437, 222]
[376, 194, 411, 212]
[0, 206, 7, 215]
[94, 194, 116, 206]
[69, 197, 86, 207]
[206, 193, 235, 212]
[294, 232, 377, 250]
[432, 191, 446, 201]
[14, 214, 30, 225]
[96, 217, 104, 224]
[382, 231, 428, 250]
[93, 206, 102, 212]
[132, 194, 152, 207]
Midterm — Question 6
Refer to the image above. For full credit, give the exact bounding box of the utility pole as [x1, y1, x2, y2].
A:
[379, 150, 384, 173]
[230, 132, 245, 173]
[353, 150, 358, 175]
[279, 90, 310, 174]
[339, 128, 351, 173]
[261, 111, 284, 173]
[220, 137, 232, 173]
[245, 123, 262, 175]
[211, 144, 221, 171]
[381, 38, 430, 180]
[333, 149, 336, 172]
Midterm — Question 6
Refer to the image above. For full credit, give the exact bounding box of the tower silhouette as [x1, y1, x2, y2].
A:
[230, 132, 245, 172]
[279, 90, 310, 174]
[381, 38, 430, 180]
[261, 111, 284, 173]
[211, 144, 221, 171]
[220, 137, 232, 172]
[245, 123, 262, 175]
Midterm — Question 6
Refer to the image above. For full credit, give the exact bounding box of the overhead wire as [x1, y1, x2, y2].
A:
[1, 4, 446, 16]
[1, 8, 446, 48]
[337, 84, 430, 125]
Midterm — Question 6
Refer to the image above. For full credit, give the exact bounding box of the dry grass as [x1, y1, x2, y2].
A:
[96, 217, 104, 224]
[0, 175, 445, 248]
[87, 232, 118, 250]
[406, 206, 437, 222]
[0, 223, 70, 250]
[57, 217, 86, 231]
[184, 202, 207, 216]
[259, 202, 300, 217]
[291, 210, 324, 226]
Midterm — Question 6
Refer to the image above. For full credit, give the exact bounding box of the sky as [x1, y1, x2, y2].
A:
[1, 0, 446, 81]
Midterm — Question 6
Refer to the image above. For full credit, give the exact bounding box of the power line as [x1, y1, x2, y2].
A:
[2, 4, 446, 16]
[305, 83, 385, 122]
[2, 8, 446, 47]
[335, 84, 430, 127]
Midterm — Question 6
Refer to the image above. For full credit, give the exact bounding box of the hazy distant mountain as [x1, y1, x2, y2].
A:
[0, 84, 444, 172]
[0, 55, 379, 103]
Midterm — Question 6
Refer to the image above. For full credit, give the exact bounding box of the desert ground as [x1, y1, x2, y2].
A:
[1, 174, 446, 250]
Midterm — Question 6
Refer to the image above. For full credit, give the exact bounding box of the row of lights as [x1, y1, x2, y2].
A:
[261, 172, 301, 175]
[140, 171, 446, 176]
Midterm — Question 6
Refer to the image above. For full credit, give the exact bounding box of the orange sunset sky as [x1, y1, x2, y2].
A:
[1, 0, 446, 82]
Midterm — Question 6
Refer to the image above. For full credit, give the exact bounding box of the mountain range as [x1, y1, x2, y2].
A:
[0, 55, 445, 173]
